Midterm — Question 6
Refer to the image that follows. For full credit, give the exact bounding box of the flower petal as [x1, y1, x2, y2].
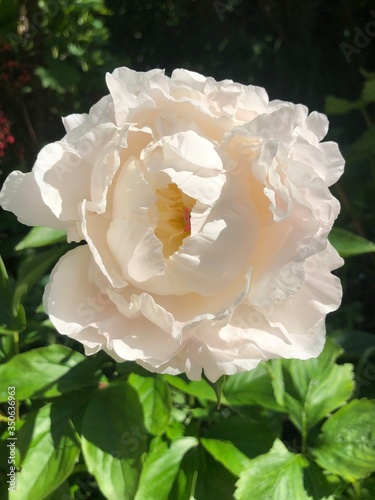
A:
[0, 171, 65, 229]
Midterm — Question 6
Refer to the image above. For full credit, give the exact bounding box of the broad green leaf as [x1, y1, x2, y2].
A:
[0, 345, 102, 401]
[134, 437, 198, 500]
[329, 228, 375, 258]
[195, 447, 237, 500]
[128, 374, 172, 435]
[234, 440, 309, 500]
[201, 438, 251, 476]
[11, 396, 81, 500]
[15, 227, 66, 250]
[223, 362, 284, 411]
[81, 382, 147, 500]
[313, 399, 375, 481]
[325, 95, 362, 115]
[169, 446, 199, 500]
[281, 339, 354, 432]
[204, 416, 277, 459]
[303, 462, 336, 500]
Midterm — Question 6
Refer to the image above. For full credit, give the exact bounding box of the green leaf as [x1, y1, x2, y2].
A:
[81, 381, 147, 500]
[35, 60, 81, 94]
[281, 339, 354, 432]
[15, 227, 67, 250]
[330, 329, 375, 358]
[201, 438, 251, 476]
[359, 477, 375, 499]
[303, 462, 337, 500]
[163, 374, 221, 404]
[329, 228, 375, 258]
[14, 247, 66, 307]
[128, 374, 172, 435]
[204, 374, 227, 408]
[11, 397, 81, 499]
[362, 80, 375, 103]
[223, 362, 284, 411]
[268, 359, 285, 407]
[313, 399, 375, 481]
[204, 415, 277, 459]
[0, 345, 102, 402]
[234, 440, 309, 500]
[348, 128, 375, 163]
[134, 437, 198, 500]
[169, 446, 199, 500]
[195, 447, 237, 500]
[325, 95, 362, 115]
[0, 255, 26, 335]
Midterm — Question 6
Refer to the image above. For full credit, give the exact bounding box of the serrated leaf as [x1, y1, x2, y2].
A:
[201, 438, 251, 476]
[234, 440, 309, 500]
[128, 374, 172, 435]
[329, 228, 375, 258]
[223, 362, 283, 411]
[0, 345, 102, 401]
[313, 399, 375, 481]
[11, 396, 81, 500]
[134, 437, 198, 500]
[15, 227, 66, 250]
[81, 382, 147, 500]
[281, 339, 354, 432]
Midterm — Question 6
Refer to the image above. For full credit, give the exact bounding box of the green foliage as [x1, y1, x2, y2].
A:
[0, 256, 25, 335]
[0, 1, 374, 497]
[15, 227, 67, 251]
[329, 228, 375, 258]
[234, 440, 310, 500]
[12, 397, 81, 500]
[81, 382, 147, 500]
[0, 345, 102, 401]
[134, 437, 198, 500]
[280, 339, 354, 433]
[313, 399, 375, 481]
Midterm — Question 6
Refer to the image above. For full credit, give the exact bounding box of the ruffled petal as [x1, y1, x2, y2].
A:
[0, 171, 65, 229]
[43, 246, 117, 335]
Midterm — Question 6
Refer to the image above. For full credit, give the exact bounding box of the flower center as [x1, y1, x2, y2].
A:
[154, 183, 195, 257]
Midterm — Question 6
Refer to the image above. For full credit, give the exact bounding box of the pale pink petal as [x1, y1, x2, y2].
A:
[43, 246, 117, 334]
[0, 171, 65, 229]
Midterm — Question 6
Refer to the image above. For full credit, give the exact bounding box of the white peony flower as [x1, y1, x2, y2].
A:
[0, 68, 344, 381]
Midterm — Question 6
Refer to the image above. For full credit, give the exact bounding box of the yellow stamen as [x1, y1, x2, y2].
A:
[154, 183, 195, 257]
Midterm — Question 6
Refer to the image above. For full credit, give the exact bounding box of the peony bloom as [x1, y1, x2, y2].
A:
[0, 68, 344, 381]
